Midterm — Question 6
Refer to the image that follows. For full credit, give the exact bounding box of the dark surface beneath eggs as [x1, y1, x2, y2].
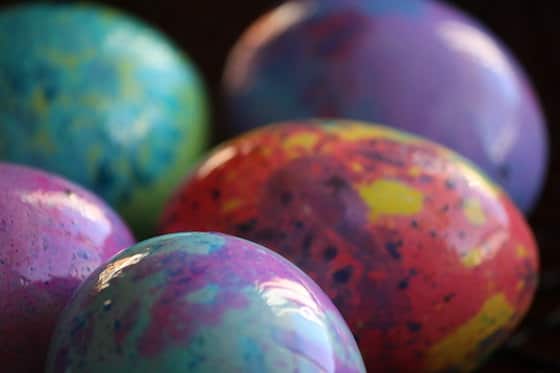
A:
[0, 0, 558, 371]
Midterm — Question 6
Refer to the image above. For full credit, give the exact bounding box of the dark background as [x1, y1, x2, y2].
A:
[0, 0, 557, 371]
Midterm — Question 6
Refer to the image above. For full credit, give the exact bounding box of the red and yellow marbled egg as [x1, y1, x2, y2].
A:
[160, 120, 538, 372]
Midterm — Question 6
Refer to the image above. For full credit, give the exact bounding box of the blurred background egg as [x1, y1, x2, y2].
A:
[160, 120, 539, 372]
[222, 0, 548, 213]
[0, 3, 211, 236]
[46, 232, 365, 373]
[0, 162, 134, 372]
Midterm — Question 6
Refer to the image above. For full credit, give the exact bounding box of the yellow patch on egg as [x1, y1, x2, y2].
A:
[426, 293, 514, 372]
[516, 244, 528, 258]
[322, 122, 420, 143]
[463, 197, 486, 225]
[461, 248, 483, 268]
[357, 179, 424, 221]
[222, 199, 244, 213]
[283, 132, 319, 153]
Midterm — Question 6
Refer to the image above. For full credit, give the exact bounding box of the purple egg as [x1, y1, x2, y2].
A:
[0, 162, 134, 372]
[223, 0, 548, 213]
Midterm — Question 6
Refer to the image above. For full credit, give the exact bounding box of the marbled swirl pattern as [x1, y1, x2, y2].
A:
[46, 232, 365, 373]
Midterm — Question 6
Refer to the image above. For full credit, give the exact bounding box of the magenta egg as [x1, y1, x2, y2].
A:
[0, 163, 135, 372]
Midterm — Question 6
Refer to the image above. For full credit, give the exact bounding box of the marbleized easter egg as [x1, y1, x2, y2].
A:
[223, 0, 548, 213]
[160, 120, 539, 372]
[0, 3, 210, 236]
[46, 232, 366, 373]
[0, 163, 134, 372]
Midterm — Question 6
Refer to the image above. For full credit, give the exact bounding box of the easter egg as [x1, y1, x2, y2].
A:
[159, 120, 539, 372]
[223, 0, 548, 213]
[0, 3, 210, 235]
[0, 163, 134, 372]
[46, 232, 366, 373]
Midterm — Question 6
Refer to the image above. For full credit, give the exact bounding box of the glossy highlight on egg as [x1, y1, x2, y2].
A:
[46, 232, 365, 373]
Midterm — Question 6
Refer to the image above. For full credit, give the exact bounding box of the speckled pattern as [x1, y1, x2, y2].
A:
[0, 3, 210, 235]
[46, 232, 365, 373]
[0, 163, 134, 373]
[160, 120, 539, 372]
[223, 0, 548, 212]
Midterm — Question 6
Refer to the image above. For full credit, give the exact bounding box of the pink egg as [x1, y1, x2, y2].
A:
[0, 162, 135, 372]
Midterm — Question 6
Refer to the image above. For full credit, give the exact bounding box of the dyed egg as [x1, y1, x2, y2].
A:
[0, 3, 210, 235]
[223, 0, 548, 213]
[160, 120, 539, 372]
[0, 163, 134, 372]
[46, 232, 366, 373]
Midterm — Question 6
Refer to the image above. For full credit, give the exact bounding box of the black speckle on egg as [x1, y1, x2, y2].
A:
[302, 233, 313, 256]
[443, 293, 456, 303]
[211, 189, 221, 200]
[385, 240, 403, 260]
[254, 228, 287, 242]
[333, 266, 353, 284]
[280, 191, 293, 205]
[236, 219, 257, 234]
[362, 150, 404, 167]
[325, 175, 348, 192]
[407, 322, 423, 332]
[398, 279, 409, 290]
[323, 246, 338, 261]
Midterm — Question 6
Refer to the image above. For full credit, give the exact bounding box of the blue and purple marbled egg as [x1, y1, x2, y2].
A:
[47, 232, 365, 373]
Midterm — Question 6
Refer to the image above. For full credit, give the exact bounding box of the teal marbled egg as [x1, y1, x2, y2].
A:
[0, 3, 210, 236]
[46, 232, 366, 372]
